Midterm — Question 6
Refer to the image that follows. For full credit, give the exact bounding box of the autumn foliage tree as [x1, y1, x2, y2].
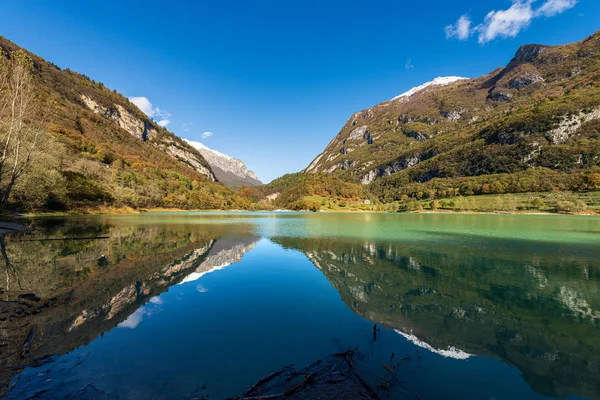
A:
[0, 49, 43, 208]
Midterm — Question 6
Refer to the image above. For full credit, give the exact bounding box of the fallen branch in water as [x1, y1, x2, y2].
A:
[284, 372, 315, 396]
[20, 327, 35, 358]
[228, 394, 284, 400]
[344, 353, 381, 400]
[243, 365, 294, 396]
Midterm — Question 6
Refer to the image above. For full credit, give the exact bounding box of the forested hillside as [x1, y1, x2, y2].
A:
[0, 36, 251, 212]
[302, 31, 600, 206]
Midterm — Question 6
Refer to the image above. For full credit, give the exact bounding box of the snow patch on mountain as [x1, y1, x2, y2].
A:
[392, 76, 468, 101]
[185, 139, 233, 161]
[184, 139, 262, 186]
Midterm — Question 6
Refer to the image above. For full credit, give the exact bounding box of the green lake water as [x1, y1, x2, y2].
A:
[1, 212, 599, 399]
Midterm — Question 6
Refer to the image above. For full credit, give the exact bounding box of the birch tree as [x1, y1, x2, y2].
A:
[0, 49, 42, 208]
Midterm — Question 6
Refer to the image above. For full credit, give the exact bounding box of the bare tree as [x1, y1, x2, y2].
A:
[0, 49, 42, 208]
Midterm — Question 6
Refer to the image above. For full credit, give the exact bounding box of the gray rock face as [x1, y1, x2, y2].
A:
[360, 155, 421, 185]
[510, 73, 544, 89]
[513, 44, 546, 63]
[184, 140, 262, 187]
[81, 95, 157, 141]
[442, 109, 464, 121]
[404, 130, 430, 141]
[160, 139, 215, 181]
[348, 125, 374, 144]
[326, 159, 356, 173]
[80, 94, 215, 180]
[488, 90, 513, 102]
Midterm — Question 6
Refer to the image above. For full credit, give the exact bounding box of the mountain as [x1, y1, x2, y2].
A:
[184, 140, 262, 187]
[0, 36, 251, 211]
[304, 31, 600, 202]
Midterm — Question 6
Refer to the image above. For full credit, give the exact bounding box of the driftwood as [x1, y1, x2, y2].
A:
[20, 327, 35, 358]
[343, 354, 381, 400]
[243, 365, 294, 396]
[284, 372, 316, 396]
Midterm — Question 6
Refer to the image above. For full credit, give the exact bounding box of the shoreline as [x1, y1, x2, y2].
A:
[7, 207, 599, 218]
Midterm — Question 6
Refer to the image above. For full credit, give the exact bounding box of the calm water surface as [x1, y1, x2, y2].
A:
[1, 212, 599, 399]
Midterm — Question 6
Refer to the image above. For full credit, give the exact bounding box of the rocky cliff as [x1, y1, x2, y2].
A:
[185, 140, 262, 187]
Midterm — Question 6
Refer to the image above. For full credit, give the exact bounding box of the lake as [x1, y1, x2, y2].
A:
[1, 212, 599, 399]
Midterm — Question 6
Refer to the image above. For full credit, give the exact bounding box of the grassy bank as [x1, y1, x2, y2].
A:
[299, 191, 600, 214]
[390, 191, 600, 214]
[5, 191, 600, 217]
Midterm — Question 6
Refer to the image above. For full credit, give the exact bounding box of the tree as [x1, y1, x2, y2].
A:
[0, 49, 43, 208]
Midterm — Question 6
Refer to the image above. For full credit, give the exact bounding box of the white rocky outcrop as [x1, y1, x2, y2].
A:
[160, 139, 215, 181]
[81, 95, 157, 141]
[545, 108, 600, 144]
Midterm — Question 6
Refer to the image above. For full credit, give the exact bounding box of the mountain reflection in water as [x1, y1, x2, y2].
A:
[274, 236, 600, 399]
[1, 213, 599, 399]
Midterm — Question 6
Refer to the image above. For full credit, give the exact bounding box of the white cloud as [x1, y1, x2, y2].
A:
[477, 1, 534, 44]
[128, 96, 172, 124]
[182, 123, 193, 132]
[118, 307, 146, 329]
[202, 131, 214, 139]
[129, 96, 154, 116]
[405, 58, 414, 70]
[536, 0, 577, 17]
[445, 15, 472, 40]
[445, 0, 578, 44]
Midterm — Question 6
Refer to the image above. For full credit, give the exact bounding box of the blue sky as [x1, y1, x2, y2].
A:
[2, 1, 598, 182]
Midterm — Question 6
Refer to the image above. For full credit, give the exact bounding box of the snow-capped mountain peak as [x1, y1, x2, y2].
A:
[184, 139, 262, 187]
[185, 140, 233, 161]
[392, 76, 468, 101]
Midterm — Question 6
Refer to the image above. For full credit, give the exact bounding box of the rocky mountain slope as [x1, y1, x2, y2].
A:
[0, 35, 256, 211]
[185, 140, 262, 187]
[304, 31, 600, 201]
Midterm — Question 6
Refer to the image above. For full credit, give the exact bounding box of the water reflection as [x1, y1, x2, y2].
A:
[273, 236, 600, 399]
[0, 218, 258, 397]
[1, 214, 599, 399]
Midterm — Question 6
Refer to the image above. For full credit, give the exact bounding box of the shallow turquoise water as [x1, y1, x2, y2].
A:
[2, 212, 599, 399]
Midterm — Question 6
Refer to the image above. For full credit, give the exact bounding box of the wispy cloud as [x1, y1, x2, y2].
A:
[445, 0, 578, 44]
[129, 96, 172, 126]
[405, 59, 414, 70]
[202, 131, 214, 139]
[445, 15, 472, 40]
[536, 0, 578, 17]
[182, 123, 193, 132]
